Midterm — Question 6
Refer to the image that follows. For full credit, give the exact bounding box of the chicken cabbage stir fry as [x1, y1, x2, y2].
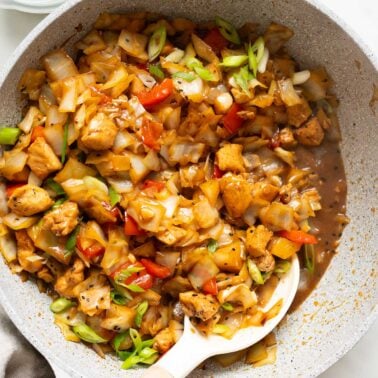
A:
[0, 12, 339, 370]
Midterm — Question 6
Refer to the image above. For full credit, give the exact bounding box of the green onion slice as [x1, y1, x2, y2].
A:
[207, 238, 218, 253]
[148, 26, 166, 62]
[233, 65, 250, 95]
[61, 122, 69, 164]
[274, 260, 292, 276]
[51, 197, 67, 210]
[172, 71, 196, 82]
[221, 302, 234, 311]
[110, 290, 129, 305]
[304, 244, 315, 274]
[65, 225, 80, 252]
[45, 178, 65, 196]
[0, 127, 21, 145]
[220, 55, 248, 68]
[148, 64, 165, 79]
[125, 284, 145, 293]
[109, 186, 121, 207]
[135, 300, 149, 327]
[72, 323, 107, 343]
[247, 258, 264, 285]
[215, 16, 241, 45]
[50, 297, 74, 313]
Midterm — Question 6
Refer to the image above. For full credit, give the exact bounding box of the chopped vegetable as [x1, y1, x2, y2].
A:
[6, 183, 26, 198]
[65, 225, 80, 253]
[274, 260, 291, 275]
[72, 323, 107, 343]
[202, 277, 218, 295]
[109, 186, 121, 207]
[207, 238, 218, 253]
[141, 118, 163, 151]
[141, 180, 165, 192]
[30, 125, 45, 142]
[124, 214, 146, 236]
[172, 72, 196, 82]
[247, 259, 264, 285]
[186, 58, 215, 81]
[140, 258, 171, 279]
[220, 55, 248, 68]
[233, 65, 251, 95]
[223, 103, 244, 134]
[304, 244, 315, 273]
[61, 122, 69, 164]
[50, 297, 74, 313]
[148, 26, 166, 61]
[110, 290, 129, 305]
[137, 78, 173, 108]
[222, 302, 234, 311]
[134, 300, 149, 327]
[148, 64, 165, 79]
[203, 28, 228, 54]
[215, 16, 241, 45]
[45, 178, 65, 196]
[0, 127, 21, 145]
[278, 230, 318, 244]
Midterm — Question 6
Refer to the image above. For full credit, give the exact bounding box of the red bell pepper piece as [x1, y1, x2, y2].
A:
[278, 230, 318, 245]
[77, 236, 105, 259]
[203, 28, 228, 55]
[30, 125, 45, 143]
[142, 180, 165, 192]
[141, 118, 163, 151]
[223, 103, 244, 134]
[212, 165, 224, 179]
[124, 214, 146, 236]
[202, 277, 218, 295]
[5, 182, 26, 197]
[111, 262, 153, 290]
[137, 78, 173, 108]
[140, 258, 171, 279]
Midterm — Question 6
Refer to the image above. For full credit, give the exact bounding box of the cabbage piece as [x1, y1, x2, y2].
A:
[217, 284, 257, 310]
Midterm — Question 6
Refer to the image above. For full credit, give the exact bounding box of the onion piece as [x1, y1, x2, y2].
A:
[137, 73, 156, 89]
[18, 106, 43, 134]
[3, 213, 39, 230]
[46, 104, 68, 128]
[44, 124, 64, 156]
[0, 232, 17, 263]
[257, 47, 269, 73]
[278, 78, 302, 106]
[41, 49, 78, 81]
[292, 70, 310, 85]
[107, 178, 133, 194]
[165, 48, 185, 63]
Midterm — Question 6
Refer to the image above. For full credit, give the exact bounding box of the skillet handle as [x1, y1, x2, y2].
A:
[142, 365, 174, 378]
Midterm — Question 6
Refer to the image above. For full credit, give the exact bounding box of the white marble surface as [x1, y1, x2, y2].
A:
[0, 2, 376, 377]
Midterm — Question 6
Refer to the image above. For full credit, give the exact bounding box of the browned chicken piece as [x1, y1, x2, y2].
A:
[179, 291, 220, 322]
[81, 112, 118, 151]
[27, 137, 62, 179]
[251, 182, 279, 202]
[15, 230, 43, 273]
[54, 258, 85, 298]
[264, 22, 294, 54]
[100, 303, 136, 332]
[252, 250, 275, 272]
[140, 305, 170, 336]
[83, 197, 117, 224]
[37, 267, 54, 283]
[316, 107, 332, 130]
[286, 99, 312, 128]
[246, 225, 273, 257]
[162, 276, 193, 298]
[221, 175, 252, 218]
[153, 327, 175, 354]
[278, 127, 297, 149]
[8, 185, 53, 216]
[193, 198, 218, 229]
[213, 241, 244, 273]
[79, 286, 111, 316]
[295, 117, 325, 146]
[216, 144, 245, 173]
[43, 201, 79, 236]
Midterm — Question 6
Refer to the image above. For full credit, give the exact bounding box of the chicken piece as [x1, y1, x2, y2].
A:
[221, 176, 252, 218]
[8, 185, 53, 216]
[259, 202, 296, 231]
[81, 113, 118, 151]
[179, 291, 220, 322]
[140, 305, 170, 336]
[264, 22, 294, 54]
[157, 226, 187, 246]
[278, 127, 297, 149]
[295, 117, 325, 146]
[79, 286, 111, 316]
[251, 182, 279, 202]
[286, 100, 312, 128]
[100, 303, 136, 332]
[15, 230, 43, 273]
[153, 326, 175, 354]
[252, 250, 275, 272]
[162, 276, 193, 298]
[217, 284, 257, 309]
[215, 144, 245, 173]
[193, 198, 219, 229]
[27, 137, 62, 179]
[83, 197, 117, 224]
[246, 225, 273, 257]
[43, 201, 79, 236]
[37, 267, 54, 283]
[54, 258, 85, 298]
[213, 241, 244, 273]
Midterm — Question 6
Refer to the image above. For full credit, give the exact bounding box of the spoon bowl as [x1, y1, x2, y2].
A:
[143, 254, 300, 378]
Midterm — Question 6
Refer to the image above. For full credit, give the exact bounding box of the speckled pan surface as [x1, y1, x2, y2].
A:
[0, 0, 377, 377]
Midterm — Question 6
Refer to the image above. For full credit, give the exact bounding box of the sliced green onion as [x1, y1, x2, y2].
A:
[72, 323, 107, 343]
[215, 16, 240, 45]
[212, 324, 231, 334]
[0, 127, 21, 145]
[125, 284, 145, 293]
[51, 197, 67, 210]
[139, 347, 158, 360]
[129, 328, 143, 351]
[186, 57, 202, 70]
[148, 25, 166, 62]
[135, 300, 149, 327]
[172, 71, 196, 82]
[252, 37, 265, 62]
[247, 258, 264, 285]
[186, 57, 214, 81]
[61, 122, 69, 164]
[109, 186, 121, 207]
[233, 65, 250, 95]
[261, 271, 272, 283]
[110, 290, 128, 305]
[221, 302, 234, 311]
[113, 332, 128, 354]
[49, 297, 73, 313]
[220, 55, 248, 68]
[121, 355, 142, 370]
[207, 238, 218, 253]
[304, 244, 315, 274]
[274, 260, 292, 276]
[248, 43, 258, 77]
[140, 352, 159, 365]
[116, 266, 145, 283]
[45, 178, 65, 196]
[65, 225, 80, 253]
[148, 64, 165, 79]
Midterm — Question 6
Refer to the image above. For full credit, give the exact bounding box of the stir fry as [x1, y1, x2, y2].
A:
[0, 12, 339, 370]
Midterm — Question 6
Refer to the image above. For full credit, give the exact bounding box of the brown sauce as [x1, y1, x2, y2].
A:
[290, 137, 348, 312]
